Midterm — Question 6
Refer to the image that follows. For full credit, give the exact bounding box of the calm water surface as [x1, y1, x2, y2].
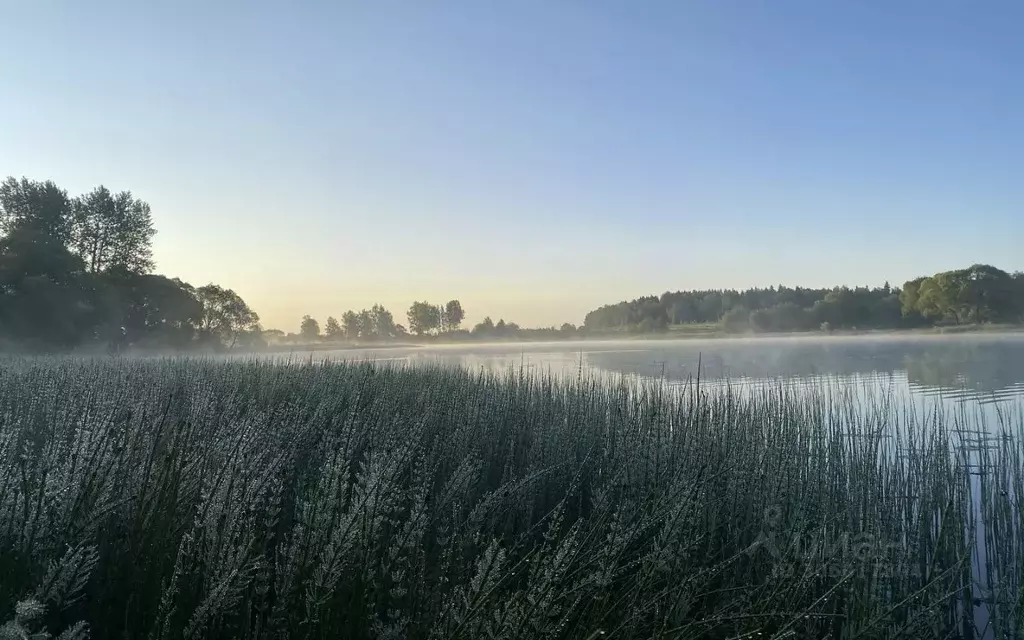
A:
[319, 333, 1024, 407]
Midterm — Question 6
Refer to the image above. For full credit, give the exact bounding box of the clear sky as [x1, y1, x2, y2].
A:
[2, 1, 1022, 331]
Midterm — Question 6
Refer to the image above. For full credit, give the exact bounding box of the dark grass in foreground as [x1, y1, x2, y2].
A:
[0, 358, 1020, 639]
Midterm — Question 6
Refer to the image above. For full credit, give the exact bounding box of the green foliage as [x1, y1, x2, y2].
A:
[401, 300, 471, 337]
[0, 358, 1018, 639]
[195, 284, 260, 348]
[300, 315, 320, 340]
[472, 316, 495, 335]
[341, 310, 360, 339]
[0, 177, 74, 246]
[323, 305, 400, 342]
[443, 300, 465, 331]
[70, 186, 155, 274]
[471, 317, 524, 340]
[749, 302, 813, 333]
[407, 301, 441, 336]
[368, 304, 398, 339]
[587, 264, 1023, 334]
[324, 316, 342, 338]
[0, 176, 257, 353]
[902, 265, 1020, 325]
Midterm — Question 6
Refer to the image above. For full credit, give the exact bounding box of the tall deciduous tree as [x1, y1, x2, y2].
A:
[961, 264, 1016, 323]
[1, 175, 260, 352]
[370, 304, 397, 338]
[0, 177, 74, 246]
[341, 310, 360, 339]
[357, 309, 374, 338]
[472, 316, 495, 335]
[71, 186, 156, 274]
[899, 277, 926, 317]
[324, 316, 342, 338]
[300, 315, 320, 340]
[443, 299, 465, 331]
[407, 301, 440, 336]
[194, 284, 260, 348]
[111, 274, 204, 349]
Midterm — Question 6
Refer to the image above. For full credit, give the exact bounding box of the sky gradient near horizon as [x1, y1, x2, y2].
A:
[2, 1, 1022, 331]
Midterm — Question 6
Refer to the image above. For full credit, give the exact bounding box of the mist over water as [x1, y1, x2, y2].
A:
[301, 333, 1024, 407]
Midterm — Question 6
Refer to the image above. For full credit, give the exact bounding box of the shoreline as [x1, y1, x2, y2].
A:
[261, 323, 1024, 352]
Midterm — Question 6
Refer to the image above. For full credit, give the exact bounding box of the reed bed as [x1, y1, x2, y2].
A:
[0, 357, 1020, 639]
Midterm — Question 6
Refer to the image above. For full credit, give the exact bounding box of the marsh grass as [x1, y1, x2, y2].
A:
[0, 357, 1020, 639]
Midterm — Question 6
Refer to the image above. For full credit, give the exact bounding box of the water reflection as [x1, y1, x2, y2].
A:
[580, 335, 1024, 404]
[314, 334, 1024, 406]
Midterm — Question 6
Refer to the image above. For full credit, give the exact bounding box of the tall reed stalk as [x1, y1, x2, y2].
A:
[0, 357, 1019, 639]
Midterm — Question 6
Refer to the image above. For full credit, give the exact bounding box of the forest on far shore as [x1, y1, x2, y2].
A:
[581, 264, 1024, 335]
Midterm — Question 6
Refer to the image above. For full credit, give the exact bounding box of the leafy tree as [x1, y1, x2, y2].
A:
[749, 303, 812, 333]
[0, 223, 92, 351]
[916, 273, 960, 323]
[370, 304, 397, 339]
[341, 310, 360, 339]
[195, 284, 259, 348]
[472, 316, 495, 336]
[0, 276, 91, 350]
[70, 186, 155, 273]
[443, 300, 465, 331]
[961, 264, 1016, 323]
[324, 316, 342, 339]
[0, 177, 74, 245]
[407, 301, 440, 336]
[300, 315, 320, 341]
[0, 226, 84, 284]
[234, 324, 266, 350]
[0, 175, 261, 353]
[112, 274, 203, 348]
[358, 309, 374, 338]
[900, 277, 926, 316]
[480, 318, 522, 338]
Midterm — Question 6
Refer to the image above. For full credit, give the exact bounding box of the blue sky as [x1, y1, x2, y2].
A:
[2, 1, 1021, 330]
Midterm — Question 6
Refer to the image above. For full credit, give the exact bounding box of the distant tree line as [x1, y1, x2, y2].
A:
[11, 174, 1015, 352]
[584, 264, 1024, 334]
[283, 300, 584, 344]
[0, 176, 260, 352]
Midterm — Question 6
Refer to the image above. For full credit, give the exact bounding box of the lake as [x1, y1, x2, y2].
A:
[313, 333, 1024, 408]
[313, 333, 1023, 636]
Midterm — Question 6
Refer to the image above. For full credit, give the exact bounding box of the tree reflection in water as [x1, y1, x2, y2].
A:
[581, 335, 1024, 403]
